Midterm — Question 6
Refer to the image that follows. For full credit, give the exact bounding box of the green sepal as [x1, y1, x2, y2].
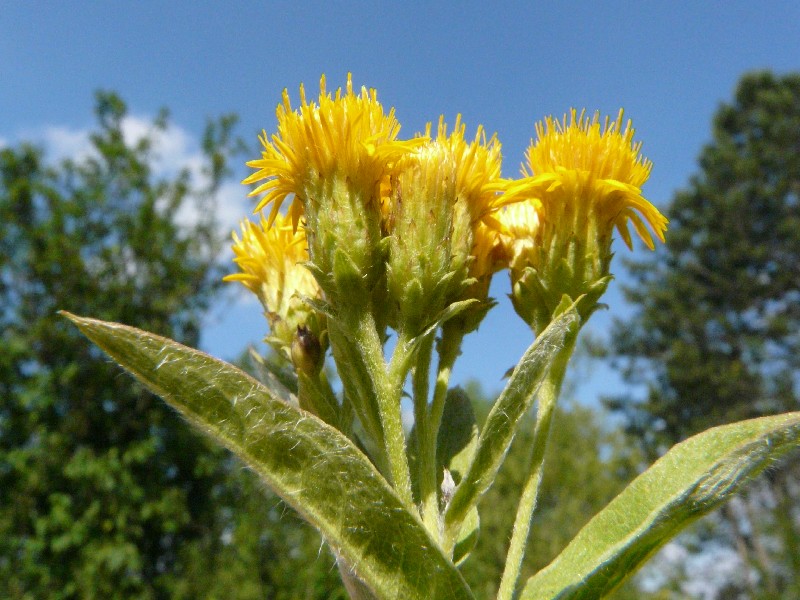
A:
[303, 260, 334, 295]
[420, 299, 479, 341]
[520, 411, 800, 600]
[302, 296, 336, 321]
[62, 313, 475, 600]
[333, 247, 367, 307]
[404, 299, 479, 366]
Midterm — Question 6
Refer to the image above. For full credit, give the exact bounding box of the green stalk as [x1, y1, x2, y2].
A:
[297, 370, 340, 429]
[353, 311, 415, 507]
[328, 321, 385, 450]
[496, 335, 576, 600]
[412, 334, 438, 536]
[428, 326, 464, 447]
[419, 326, 464, 548]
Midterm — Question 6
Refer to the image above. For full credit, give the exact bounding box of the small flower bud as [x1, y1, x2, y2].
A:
[223, 212, 326, 358]
[291, 325, 323, 376]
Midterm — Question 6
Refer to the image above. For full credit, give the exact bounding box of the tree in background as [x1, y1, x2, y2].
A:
[0, 92, 240, 598]
[607, 71, 800, 597]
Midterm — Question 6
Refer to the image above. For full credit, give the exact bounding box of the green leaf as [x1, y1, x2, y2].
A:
[520, 412, 800, 600]
[452, 506, 479, 567]
[63, 313, 474, 600]
[443, 307, 580, 544]
[437, 387, 479, 486]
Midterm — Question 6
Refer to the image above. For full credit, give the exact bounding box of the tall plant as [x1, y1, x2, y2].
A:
[66, 75, 800, 599]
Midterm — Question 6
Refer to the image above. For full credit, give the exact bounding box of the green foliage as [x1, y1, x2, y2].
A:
[64, 306, 800, 599]
[443, 309, 580, 546]
[608, 71, 800, 596]
[0, 94, 239, 597]
[64, 314, 475, 600]
[520, 412, 800, 599]
[460, 391, 645, 600]
[163, 465, 348, 600]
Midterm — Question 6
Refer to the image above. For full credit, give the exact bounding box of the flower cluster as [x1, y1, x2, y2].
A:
[226, 76, 668, 367]
[224, 76, 670, 563]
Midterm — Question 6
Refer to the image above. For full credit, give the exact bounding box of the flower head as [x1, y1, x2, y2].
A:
[223, 212, 323, 352]
[243, 74, 418, 227]
[384, 116, 505, 333]
[506, 109, 667, 251]
[500, 110, 668, 331]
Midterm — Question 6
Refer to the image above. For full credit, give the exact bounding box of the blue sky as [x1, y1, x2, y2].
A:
[3, 1, 799, 399]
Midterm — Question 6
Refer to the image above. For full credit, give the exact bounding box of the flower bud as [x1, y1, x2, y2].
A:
[223, 212, 326, 358]
[291, 325, 324, 376]
[385, 116, 506, 334]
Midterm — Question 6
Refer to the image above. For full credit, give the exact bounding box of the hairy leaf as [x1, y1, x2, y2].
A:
[443, 308, 580, 543]
[520, 412, 800, 600]
[64, 313, 473, 600]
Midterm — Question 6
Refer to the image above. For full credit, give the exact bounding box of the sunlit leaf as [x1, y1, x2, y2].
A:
[443, 308, 580, 544]
[64, 313, 474, 600]
[520, 412, 800, 600]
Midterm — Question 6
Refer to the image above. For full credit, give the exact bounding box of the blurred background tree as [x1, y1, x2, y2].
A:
[0, 91, 356, 600]
[0, 92, 239, 598]
[606, 71, 800, 598]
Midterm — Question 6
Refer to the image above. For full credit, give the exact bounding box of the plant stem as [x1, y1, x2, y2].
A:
[327, 321, 385, 450]
[423, 326, 464, 550]
[428, 326, 464, 446]
[496, 335, 576, 600]
[354, 312, 415, 507]
[412, 334, 438, 536]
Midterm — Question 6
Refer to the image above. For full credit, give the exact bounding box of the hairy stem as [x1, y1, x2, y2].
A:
[496, 335, 576, 600]
[413, 334, 439, 536]
[429, 326, 465, 447]
[354, 312, 415, 507]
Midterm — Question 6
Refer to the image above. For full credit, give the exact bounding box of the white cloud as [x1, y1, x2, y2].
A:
[117, 115, 253, 240]
[0, 136, 8, 149]
[28, 114, 253, 255]
[42, 125, 95, 163]
[121, 115, 203, 179]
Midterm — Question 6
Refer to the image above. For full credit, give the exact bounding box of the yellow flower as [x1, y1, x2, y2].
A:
[434, 115, 505, 224]
[500, 110, 668, 331]
[384, 116, 505, 333]
[506, 109, 667, 251]
[496, 200, 540, 272]
[243, 74, 417, 227]
[223, 212, 323, 350]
